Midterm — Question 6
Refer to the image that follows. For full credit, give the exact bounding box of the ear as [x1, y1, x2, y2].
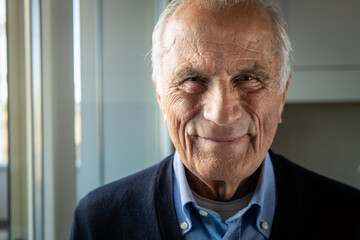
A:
[278, 73, 291, 123]
[154, 81, 167, 122]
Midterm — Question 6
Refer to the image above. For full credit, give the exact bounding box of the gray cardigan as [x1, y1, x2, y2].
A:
[70, 151, 360, 240]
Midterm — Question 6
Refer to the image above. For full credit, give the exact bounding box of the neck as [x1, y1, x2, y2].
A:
[185, 166, 261, 202]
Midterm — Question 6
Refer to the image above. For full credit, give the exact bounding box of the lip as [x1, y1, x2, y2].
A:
[197, 135, 246, 144]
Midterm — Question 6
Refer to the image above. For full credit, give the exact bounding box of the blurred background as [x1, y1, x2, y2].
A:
[0, 0, 359, 239]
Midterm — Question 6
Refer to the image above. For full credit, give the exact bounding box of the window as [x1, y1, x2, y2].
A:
[0, 0, 8, 238]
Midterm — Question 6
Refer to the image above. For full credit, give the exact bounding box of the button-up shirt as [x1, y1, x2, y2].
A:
[173, 151, 277, 239]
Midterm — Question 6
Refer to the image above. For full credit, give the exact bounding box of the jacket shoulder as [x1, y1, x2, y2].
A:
[271, 151, 360, 199]
[80, 155, 171, 205]
[70, 155, 174, 239]
[269, 151, 360, 239]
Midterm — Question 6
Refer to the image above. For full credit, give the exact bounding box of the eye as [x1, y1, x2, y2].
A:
[240, 75, 256, 81]
[187, 77, 201, 82]
[178, 76, 208, 94]
[234, 74, 263, 91]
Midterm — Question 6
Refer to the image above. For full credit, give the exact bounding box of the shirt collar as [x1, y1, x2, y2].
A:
[172, 151, 277, 238]
[244, 152, 277, 237]
[173, 152, 196, 235]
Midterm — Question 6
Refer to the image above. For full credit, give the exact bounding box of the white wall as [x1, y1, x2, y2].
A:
[101, 0, 162, 183]
[278, 0, 360, 102]
[77, 0, 171, 200]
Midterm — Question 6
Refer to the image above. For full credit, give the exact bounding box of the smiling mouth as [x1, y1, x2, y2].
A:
[196, 135, 247, 144]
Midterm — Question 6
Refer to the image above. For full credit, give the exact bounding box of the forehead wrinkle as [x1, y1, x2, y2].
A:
[185, 47, 263, 69]
[195, 40, 264, 53]
[192, 49, 263, 58]
[247, 40, 264, 52]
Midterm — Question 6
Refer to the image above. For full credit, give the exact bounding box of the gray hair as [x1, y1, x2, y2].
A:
[151, 0, 293, 93]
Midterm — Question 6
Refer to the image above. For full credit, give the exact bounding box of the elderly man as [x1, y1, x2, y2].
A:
[70, 0, 360, 239]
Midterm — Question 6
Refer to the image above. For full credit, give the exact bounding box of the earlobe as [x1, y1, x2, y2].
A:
[278, 101, 284, 123]
[158, 93, 167, 123]
[278, 74, 291, 124]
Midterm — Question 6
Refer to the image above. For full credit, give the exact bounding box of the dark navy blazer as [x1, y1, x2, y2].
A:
[70, 151, 360, 240]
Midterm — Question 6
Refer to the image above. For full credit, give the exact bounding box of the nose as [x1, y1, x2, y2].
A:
[203, 83, 242, 126]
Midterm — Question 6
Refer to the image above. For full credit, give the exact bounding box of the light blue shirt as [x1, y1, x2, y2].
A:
[173, 151, 277, 239]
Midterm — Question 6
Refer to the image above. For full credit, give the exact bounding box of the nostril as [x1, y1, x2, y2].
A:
[203, 83, 242, 125]
[203, 102, 242, 126]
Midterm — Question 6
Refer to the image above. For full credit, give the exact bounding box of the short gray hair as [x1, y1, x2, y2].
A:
[151, 0, 293, 93]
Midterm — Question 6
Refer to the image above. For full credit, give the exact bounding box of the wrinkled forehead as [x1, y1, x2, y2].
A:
[163, 0, 276, 54]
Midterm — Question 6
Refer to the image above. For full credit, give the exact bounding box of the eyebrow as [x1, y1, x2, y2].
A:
[170, 66, 211, 83]
[169, 62, 272, 83]
[233, 63, 272, 81]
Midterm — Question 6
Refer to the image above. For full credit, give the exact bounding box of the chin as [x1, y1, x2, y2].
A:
[190, 151, 255, 182]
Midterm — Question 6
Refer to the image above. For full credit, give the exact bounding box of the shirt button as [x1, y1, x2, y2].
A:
[180, 222, 188, 230]
[199, 210, 208, 217]
[261, 221, 269, 230]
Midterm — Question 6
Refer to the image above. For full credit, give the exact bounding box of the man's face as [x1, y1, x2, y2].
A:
[156, 2, 288, 185]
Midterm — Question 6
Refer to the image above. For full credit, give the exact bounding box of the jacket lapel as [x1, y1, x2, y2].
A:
[155, 155, 183, 240]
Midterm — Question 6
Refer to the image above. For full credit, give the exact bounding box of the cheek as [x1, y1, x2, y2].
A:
[260, 100, 283, 148]
[163, 90, 202, 146]
[164, 90, 200, 122]
[246, 91, 282, 134]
